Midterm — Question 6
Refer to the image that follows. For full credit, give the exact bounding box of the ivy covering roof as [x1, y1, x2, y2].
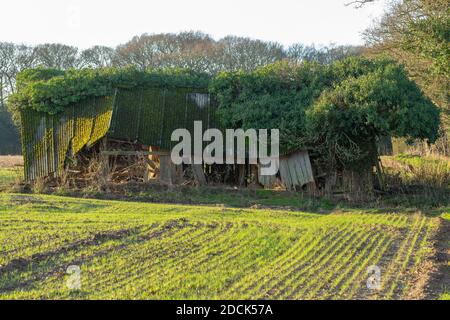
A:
[10, 67, 211, 114]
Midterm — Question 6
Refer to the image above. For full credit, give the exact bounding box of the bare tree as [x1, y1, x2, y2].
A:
[0, 43, 16, 106]
[113, 33, 181, 70]
[287, 43, 363, 64]
[345, 0, 378, 8]
[0, 42, 36, 106]
[168, 31, 218, 72]
[78, 46, 115, 68]
[216, 36, 284, 72]
[113, 31, 219, 71]
[286, 44, 316, 64]
[0, 42, 34, 151]
[34, 43, 78, 69]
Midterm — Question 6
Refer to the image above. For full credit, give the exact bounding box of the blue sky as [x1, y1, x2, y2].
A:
[1, 0, 388, 48]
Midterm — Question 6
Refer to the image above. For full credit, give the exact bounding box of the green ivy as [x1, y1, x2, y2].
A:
[210, 57, 441, 169]
[10, 67, 211, 115]
[20, 96, 114, 181]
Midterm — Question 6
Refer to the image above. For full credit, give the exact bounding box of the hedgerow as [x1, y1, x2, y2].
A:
[210, 57, 440, 169]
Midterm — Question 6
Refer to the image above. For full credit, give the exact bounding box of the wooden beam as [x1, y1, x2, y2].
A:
[101, 150, 170, 156]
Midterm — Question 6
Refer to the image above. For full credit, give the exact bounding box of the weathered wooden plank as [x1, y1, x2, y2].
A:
[279, 159, 292, 190]
[278, 150, 314, 189]
[286, 156, 298, 188]
[257, 164, 277, 188]
[289, 154, 303, 187]
[159, 155, 177, 185]
[295, 151, 307, 183]
[302, 152, 314, 183]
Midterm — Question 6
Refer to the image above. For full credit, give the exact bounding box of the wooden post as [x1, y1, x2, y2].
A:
[237, 164, 246, 186]
[375, 157, 386, 191]
[146, 146, 160, 181]
[100, 137, 110, 191]
[158, 154, 184, 185]
[159, 155, 176, 185]
[192, 164, 207, 186]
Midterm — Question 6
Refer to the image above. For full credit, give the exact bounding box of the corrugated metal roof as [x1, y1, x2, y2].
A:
[20, 87, 217, 181]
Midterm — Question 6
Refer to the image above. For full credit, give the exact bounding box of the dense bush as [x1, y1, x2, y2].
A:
[210, 57, 440, 170]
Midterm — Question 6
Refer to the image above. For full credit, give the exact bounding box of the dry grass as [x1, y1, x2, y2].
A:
[0, 156, 23, 189]
[0, 155, 23, 169]
[381, 154, 450, 197]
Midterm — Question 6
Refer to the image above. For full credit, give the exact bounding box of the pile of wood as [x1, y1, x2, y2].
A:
[54, 138, 322, 193]
[64, 139, 207, 188]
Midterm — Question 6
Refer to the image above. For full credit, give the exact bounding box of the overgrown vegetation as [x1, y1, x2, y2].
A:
[0, 156, 23, 189]
[9, 67, 210, 115]
[363, 0, 450, 155]
[211, 57, 440, 172]
[0, 169, 21, 189]
[381, 154, 450, 207]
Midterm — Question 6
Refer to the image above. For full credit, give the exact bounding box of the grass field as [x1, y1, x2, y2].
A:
[0, 168, 21, 188]
[382, 154, 450, 190]
[0, 193, 444, 300]
[0, 155, 448, 299]
[0, 156, 23, 189]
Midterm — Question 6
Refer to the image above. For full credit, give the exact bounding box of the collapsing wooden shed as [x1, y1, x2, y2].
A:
[20, 87, 217, 182]
[20, 85, 315, 189]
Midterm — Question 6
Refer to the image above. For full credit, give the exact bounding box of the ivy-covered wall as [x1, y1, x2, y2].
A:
[20, 87, 217, 181]
[109, 87, 217, 150]
[14, 67, 215, 181]
[20, 96, 114, 181]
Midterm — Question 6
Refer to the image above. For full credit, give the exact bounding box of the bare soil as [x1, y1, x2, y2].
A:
[423, 217, 450, 299]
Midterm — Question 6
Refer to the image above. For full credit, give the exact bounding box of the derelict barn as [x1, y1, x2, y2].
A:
[19, 83, 315, 190]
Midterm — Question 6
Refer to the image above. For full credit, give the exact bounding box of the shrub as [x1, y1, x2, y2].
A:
[211, 57, 441, 172]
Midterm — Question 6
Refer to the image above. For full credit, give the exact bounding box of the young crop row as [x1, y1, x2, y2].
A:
[0, 194, 438, 300]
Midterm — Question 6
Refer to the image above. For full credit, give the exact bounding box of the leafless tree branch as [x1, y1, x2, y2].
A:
[345, 0, 377, 8]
